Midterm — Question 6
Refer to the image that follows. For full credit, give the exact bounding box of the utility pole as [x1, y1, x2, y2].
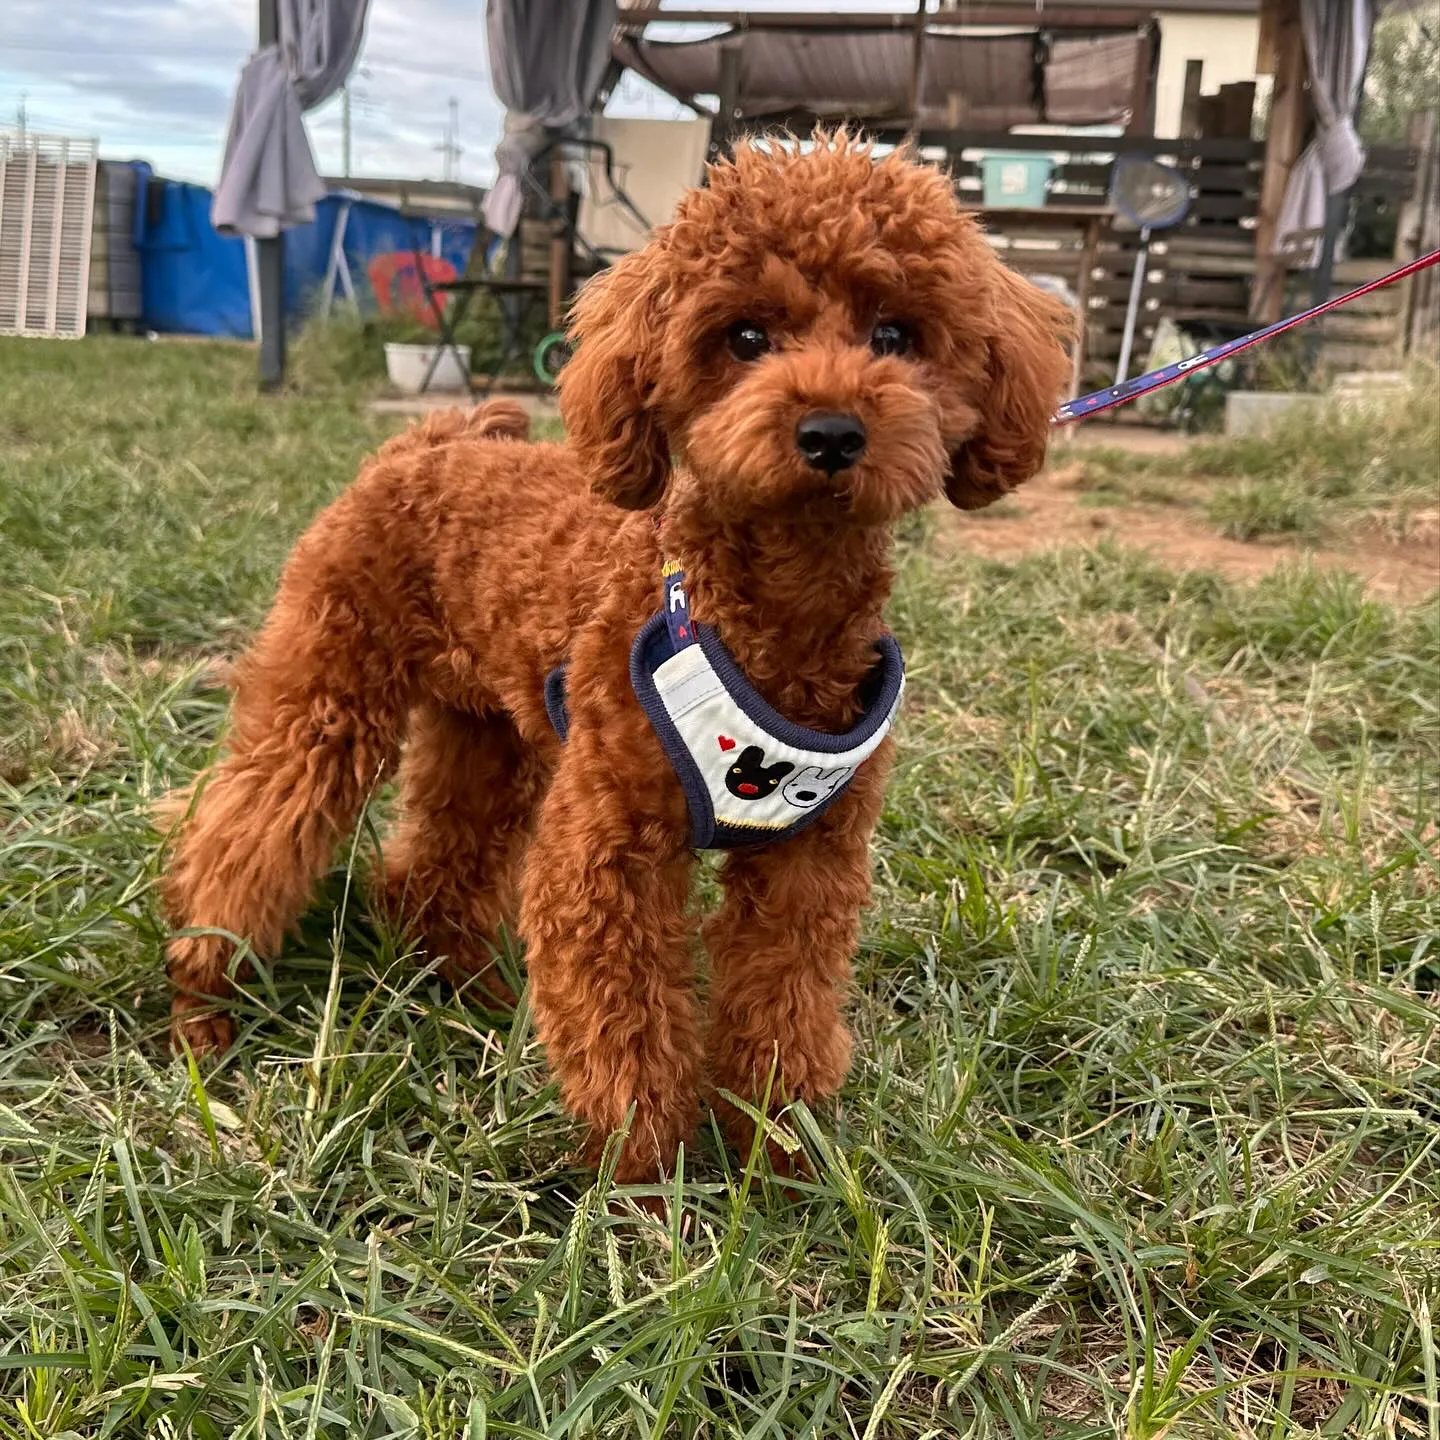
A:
[435, 97, 462, 182]
[341, 82, 352, 178]
[256, 0, 285, 390]
[16, 93, 27, 139]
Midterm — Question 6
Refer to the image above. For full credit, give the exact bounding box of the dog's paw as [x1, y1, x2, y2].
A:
[170, 999, 235, 1059]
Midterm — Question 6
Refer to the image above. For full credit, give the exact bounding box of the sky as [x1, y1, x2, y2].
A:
[0, 0, 918, 189]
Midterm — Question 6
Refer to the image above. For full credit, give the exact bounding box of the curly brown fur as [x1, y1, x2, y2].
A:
[160, 133, 1071, 1180]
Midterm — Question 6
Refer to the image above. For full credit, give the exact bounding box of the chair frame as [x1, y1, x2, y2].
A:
[412, 137, 651, 398]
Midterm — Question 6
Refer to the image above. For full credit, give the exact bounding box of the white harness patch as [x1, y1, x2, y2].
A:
[650, 638, 902, 840]
[545, 558, 906, 849]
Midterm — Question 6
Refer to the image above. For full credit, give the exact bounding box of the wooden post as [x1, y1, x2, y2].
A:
[905, 0, 928, 135]
[1220, 81, 1257, 138]
[1123, 23, 1159, 137]
[710, 44, 742, 163]
[1179, 60, 1204, 139]
[1251, 0, 1307, 322]
[1400, 109, 1439, 354]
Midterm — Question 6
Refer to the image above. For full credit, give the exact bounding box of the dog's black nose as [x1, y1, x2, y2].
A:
[795, 412, 866, 475]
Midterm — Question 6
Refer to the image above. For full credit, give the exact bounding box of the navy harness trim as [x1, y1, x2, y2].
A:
[543, 664, 571, 742]
[544, 580, 905, 851]
[694, 623, 903, 757]
[628, 613, 723, 848]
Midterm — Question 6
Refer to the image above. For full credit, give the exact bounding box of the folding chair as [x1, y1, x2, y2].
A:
[413, 222, 551, 397]
[415, 137, 651, 396]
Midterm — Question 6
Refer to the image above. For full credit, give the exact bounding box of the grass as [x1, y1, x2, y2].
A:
[286, 296, 544, 395]
[1, 334, 1438, 1438]
[1073, 369, 1440, 544]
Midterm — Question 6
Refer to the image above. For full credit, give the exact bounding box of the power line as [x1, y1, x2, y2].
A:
[0, 37, 491, 84]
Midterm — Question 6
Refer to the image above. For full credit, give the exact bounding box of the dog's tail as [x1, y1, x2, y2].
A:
[466, 398, 531, 441]
[378, 399, 532, 460]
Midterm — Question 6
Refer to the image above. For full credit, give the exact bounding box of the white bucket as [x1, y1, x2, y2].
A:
[384, 342, 471, 394]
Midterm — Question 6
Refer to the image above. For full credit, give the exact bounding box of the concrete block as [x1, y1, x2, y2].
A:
[1330, 370, 1408, 409]
[1223, 390, 1325, 438]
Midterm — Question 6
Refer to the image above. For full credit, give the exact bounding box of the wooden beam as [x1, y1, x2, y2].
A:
[621, 8, 916, 27]
[1251, 0, 1306, 321]
[618, 1, 1260, 22]
[1123, 22, 1160, 136]
[913, 130, 1265, 160]
[710, 43, 742, 163]
[1399, 109, 1438, 353]
[1255, 2, 1277, 74]
[905, 0, 927, 135]
[1222, 81, 1257, 138]
[1179, 60, 1204, 138]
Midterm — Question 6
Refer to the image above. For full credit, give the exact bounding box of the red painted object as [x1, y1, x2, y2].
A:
[366, 251, 459, 329]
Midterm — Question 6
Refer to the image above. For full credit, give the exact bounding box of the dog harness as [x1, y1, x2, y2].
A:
[544, 561, 905, 850]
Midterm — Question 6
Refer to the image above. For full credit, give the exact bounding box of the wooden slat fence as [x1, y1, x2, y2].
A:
[914, 127, 1424, 390]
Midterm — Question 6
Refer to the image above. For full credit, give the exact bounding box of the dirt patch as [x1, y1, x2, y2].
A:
[945, 463, 1439, 604]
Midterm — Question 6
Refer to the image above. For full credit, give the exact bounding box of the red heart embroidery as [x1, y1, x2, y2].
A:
[717, 735, 736, 751]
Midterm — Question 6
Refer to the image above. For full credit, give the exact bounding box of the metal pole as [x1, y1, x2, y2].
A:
[1115, 225, 1152, 384]
[342, 84, 352, 179]
[257, 0, 285, 391]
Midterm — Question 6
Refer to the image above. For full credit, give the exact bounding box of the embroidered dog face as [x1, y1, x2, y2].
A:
[560, 133, 1074, 521]
[724, 745, 794, 800]
[781, 764, 853, 810]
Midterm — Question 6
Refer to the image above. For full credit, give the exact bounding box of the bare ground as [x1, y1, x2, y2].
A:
[945, 434, 1439, 604]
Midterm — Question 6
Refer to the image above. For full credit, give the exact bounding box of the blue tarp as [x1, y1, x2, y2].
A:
[130, 164, 478, 338]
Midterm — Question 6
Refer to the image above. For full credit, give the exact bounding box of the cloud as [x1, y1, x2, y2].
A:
[0, 0, 901, 186]
[0, 0, 505, 185]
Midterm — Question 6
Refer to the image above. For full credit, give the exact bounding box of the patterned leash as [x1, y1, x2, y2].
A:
[1053, 247, 1440, 426]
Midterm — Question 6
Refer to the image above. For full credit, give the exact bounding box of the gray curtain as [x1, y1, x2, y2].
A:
[482, 0, 618, 238]
[1274, 0, 1373, 264]
[213, 0, 371, 238]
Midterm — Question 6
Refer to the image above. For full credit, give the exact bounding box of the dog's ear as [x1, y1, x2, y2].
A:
[944, 266, 1074, 511]
[559, 246, 671, 510]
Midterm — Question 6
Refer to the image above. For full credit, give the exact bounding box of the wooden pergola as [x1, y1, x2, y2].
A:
[614, 3, 1173, 138]
[615, 0, 1321, 329]
[1252, 0, 1310, 320]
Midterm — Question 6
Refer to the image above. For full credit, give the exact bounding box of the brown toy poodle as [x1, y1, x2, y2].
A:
[160, 133, 1071, 1182]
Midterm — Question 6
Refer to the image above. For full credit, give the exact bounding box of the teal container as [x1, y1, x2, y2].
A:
[980, 151, 1054, 208]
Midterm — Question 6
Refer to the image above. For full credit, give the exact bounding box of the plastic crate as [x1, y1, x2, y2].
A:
[980, 152, 1054, 208]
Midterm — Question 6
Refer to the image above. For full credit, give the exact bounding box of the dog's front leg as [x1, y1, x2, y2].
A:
[703, 748, 891, 1167]
[519, 749, 700, 1184]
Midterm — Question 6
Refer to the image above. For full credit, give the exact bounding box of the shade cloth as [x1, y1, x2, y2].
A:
[483, 0, 619, 237]
[1046, 33, 1145, 126]
[613, 25, 1144, 130]
[1274, 0, 1374, 264]
[578, 116, 710, 256]
[213, 0, 370, 238]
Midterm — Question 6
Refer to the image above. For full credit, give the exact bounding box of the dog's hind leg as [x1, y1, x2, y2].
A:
[160, 540, 420, 1056]
[377, 703, 552, 1003]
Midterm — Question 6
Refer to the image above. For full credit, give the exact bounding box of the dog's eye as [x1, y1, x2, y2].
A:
[727, 321, 771, 362]
[870, 321, 913, 357]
